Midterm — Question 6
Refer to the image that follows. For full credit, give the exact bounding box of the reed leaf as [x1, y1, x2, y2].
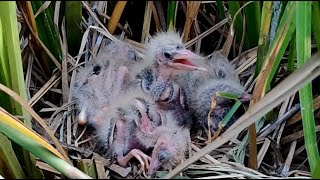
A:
[31, 1, 62, 62]
[288, 31, 296, 72]
[248, 0, 296, 170]
[167, 1, 176, 31]
[227, 1, 243, 46]
[312, 1, 320, 52]
[0, 134, 25, 178]
[313, 158, 320, 178]
[255, 1, 272, 74]
[0, 108, 64, 160]
[0, 2, 44, 178]
[296, 1, 319, 173]
[244, 1, 261, 49]
[0, 109, 92, 179]
[65, 1, 82, 56]
[216, 1, 226, 20]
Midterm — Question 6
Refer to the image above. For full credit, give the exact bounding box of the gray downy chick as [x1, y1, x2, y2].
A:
[95, 86, 191, 175]
[176, 51, 251, 133]
[72, 39, 141, 126]
[133, 31, 206, 127]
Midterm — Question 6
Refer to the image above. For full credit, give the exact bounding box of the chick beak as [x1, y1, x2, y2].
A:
[147, 140, 163, 176]
[167, 49, 207, 71]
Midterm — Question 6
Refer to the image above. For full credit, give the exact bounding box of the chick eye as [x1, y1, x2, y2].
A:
[163, 52, 171, 59]
[176, 45, 183, 50]
[158, 151, 168, 162]
[93, 65, 101, 75]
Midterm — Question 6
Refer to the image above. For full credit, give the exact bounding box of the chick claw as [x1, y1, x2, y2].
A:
[118, 149, 151, 174]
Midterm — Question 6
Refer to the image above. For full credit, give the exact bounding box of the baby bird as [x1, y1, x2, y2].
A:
[72, 39, 141, 126]
[95, 87, 191, 176]
[135, 31, 207, 102]
[176, 51, 251, 135]
[130, 31, 206, 128]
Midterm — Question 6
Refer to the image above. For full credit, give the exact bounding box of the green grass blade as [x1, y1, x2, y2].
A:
[227, 1, 244, 46]
[167, 1, 176, 31]
[0, 2, 31, 124]
[263, 1, 296, 92]
[0, 134, 25, 178]
[216, 1, 226, 20]
[65, 1, 82, 56]
[0, 1, 42, 178]
[0, 120, 91, 179]
[296, 1, 319, 173]
[312, 1, 320, 52]
[287, 31, 296, 72]
[216, 92, 240, 100]
[220, 100, 242, 127]
[313, 158, 320, 178]
[31, 1, 62, 62]
[255, 1, 272, 75]
[0, 13, 13, 113]
[244, 1, 261, 49]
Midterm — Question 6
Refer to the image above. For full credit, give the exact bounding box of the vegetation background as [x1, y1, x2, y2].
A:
[0, 1, 319, 179]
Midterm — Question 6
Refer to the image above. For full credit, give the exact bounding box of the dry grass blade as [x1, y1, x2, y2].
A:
[107, 1, 127, 34]
[149, 1, 162, 32]
[164, 53, 320, 178]
[186, 17, 229, 48]
[286, 95, 320, 126]
[221, 1, 254, 57]
[0, 83, 71, 163]
[141, 1, 152, 43]
[34, 1, 51, 18]
[28, 73, 61, 107]
[182, 1, 201, 42]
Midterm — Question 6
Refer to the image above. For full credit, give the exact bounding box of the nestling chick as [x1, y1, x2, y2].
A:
[95, 87, 191, 175]
[176, 51, 251, 134]
[72, 39, 141, 126]
[131, 31, 206, 128]
[135, 31, 207, 101]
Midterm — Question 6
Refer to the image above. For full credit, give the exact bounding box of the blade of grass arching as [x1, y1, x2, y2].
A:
[255, 1, 272, 75]
[244, 1, 261, 49]
[216, 1, 226, 20]
[0, 83, 71, 164]
[0, 108, 64, 160]
[167, 1, 176, 31]
[227, 1, 244, 47]
[107, 1, 127, 34]
[296, 1, 319, 173]
[312, 1, 320, 52]
[164, 53, 320, 179]
[287, 31, 296, 72]
[0, 109, 92, 179]
[65, 1, 82, 56]
[31, 1, 62, 63]
[0, 2, 43, 178]
[248, 1, 296, 170]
